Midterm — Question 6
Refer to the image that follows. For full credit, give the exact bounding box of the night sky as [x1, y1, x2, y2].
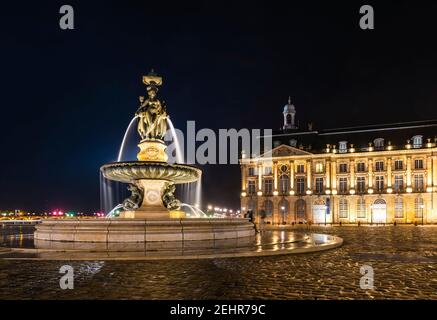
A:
[1, 0, 437, 212]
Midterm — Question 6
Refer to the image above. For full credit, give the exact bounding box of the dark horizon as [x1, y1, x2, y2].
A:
[2, 0, 437, 212]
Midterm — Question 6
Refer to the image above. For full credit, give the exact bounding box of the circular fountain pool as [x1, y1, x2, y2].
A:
[0, 225, 342, 260]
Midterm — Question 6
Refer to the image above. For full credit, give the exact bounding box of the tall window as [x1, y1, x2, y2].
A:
[315, 178, 324, 194]
[248, 181, 256, 195]
[263, 179, 273, 195]
[339, 178, 348, 194]
[339, 163, 348, 173]
[264, 200, 273, 216]
[412, 135, 423, 148]
[357, 177, 366, 193]
[414, 196, 424, 218]
[264, 166, 272, 175]
[414, 174, 424, 192]
[374, 138, 384, 149]
[339, 141, 348, 153]
[414, 159, 424, 169]
[315, 162, 324, 173]
[357, 198, 366, 218]
[296, 177, 305, 195]
[357, 162, 366, 172]
[376, 176, 384, 192]
[339, 199, 348, 218]
[375, 161, 384, 171]
[394, 160, 404, 170]
[394, 175, 404, 192]
[296, 164, 305, 174]
[279, 175, 289, 194]
[248, 167, 255, 176]
[395, 197, 404, 218]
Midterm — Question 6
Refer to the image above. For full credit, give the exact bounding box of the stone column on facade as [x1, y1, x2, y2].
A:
[368, 159, 373, 191]
[406, 156, 412, 191]
[273, 161, 278, 192]
[427, 156, 433, 189]
[241, 163, 247, 192]
[331, 160, 337, 192]
[387, 157, 393, 192]
[307, 160, 312, 194]
[258, 162, 263, 192]
[350, 159, 355, 192]
[290, 160, 295, 193]
[326, 160, 331, 191]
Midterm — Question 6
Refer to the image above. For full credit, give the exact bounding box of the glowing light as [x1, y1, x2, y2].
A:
[325, 189, 331, 195]
[406, 187, 413, 193]
[368, 188, 374, 194]
[387, 188, 393, 194]
[427, 187, 433, 193]
[289, 190, 295, 195]
[241, 192, 247, 197]
[332, 190, 338, 195]
[273, 191, 279, 196]
[349, 189, 356, 195]
[306, 190, 312, 195]
[257, 191, 263, 196]
[207, 205, 213, 210]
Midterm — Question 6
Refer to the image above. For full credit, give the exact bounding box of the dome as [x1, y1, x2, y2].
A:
[283, 97, 295, 113]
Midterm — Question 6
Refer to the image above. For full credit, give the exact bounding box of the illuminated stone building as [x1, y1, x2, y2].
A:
[240, 99, 437, 225]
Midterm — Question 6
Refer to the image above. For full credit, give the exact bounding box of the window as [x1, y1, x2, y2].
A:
[339, 178, 348, 194]
[296, 177, 305, 194]
[248, 181, 256, 195]
[394, 175, 404, 192]
[289, 139, 297, 147]
[315, 162, 324, 173]
[375, 161, 384, 171]
[414, 159, 424, 169]
[339, 199, 348, 218]
[394, 160, 403, 170]
[374, 138, 384, 148]
[395, 198, 404, 218]
[376, 176, 384, 192]
[357, 162, 366, 172]
[357, 198, 366, 218]
[339, 141, 348, 153]
[263, 179, 273, 195]
[357, 177, 366, 193]
[279, 175, 289, 194]
[315, 178, 324, 194]
[339, 163, 348, 173]
[280, 165, 288, 173]
[412, 135, 423, 148]
[414, 197, 424, 218]
[414, 174, 424, 192]
[248, 167, 255, 176]
[264, 166, 272, 175]
[296, 164, 305, 174]
[264, 200, 273, 216]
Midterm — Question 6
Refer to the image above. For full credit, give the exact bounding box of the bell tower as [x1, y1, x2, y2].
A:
[283, 97, 297, 130]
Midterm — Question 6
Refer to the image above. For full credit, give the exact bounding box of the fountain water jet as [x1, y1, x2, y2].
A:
[117, 116, 138, 162]
[166, 117, 184, 164]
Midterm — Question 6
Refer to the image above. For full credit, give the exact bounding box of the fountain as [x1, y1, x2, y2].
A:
[34, 71, 255, 244]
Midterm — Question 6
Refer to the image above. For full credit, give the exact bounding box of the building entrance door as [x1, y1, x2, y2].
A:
[372, 199, 387, 223]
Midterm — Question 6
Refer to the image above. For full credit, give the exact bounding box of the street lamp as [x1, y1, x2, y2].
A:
[280, 206, 285, 225]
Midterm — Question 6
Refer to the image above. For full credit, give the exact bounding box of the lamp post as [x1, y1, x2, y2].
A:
[370, 204, 373, 225]
[420, 204, 425, 225]
[281, 206, 285, 225]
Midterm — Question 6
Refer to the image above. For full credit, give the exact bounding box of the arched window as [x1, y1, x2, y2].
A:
[412, 135, 423, 148]
[415, 196, 424, 218]
[339, 141, 348, 153]
[395, 197, 403, 218]
[339, 198, 348, 218]
[264, 200, 273, 217]
[280, 175, 289, 194]
[278, 199, 289, 223]
[286, 114, 292, 124]
[374, 138, 385, 149]
[357, 198, 366, 218]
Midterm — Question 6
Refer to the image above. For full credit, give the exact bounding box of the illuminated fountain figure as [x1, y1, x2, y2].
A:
[101, 71, 199, 219]
[34, 71, 255, 244]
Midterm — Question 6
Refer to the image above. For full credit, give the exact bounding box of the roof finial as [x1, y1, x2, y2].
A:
[288, 96, 291, 105]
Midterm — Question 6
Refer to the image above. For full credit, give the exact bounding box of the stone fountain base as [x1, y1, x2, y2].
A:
[34, 218, 255, 243]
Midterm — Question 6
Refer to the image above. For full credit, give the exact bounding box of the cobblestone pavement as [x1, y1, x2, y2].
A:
[1, 226, 437, 299]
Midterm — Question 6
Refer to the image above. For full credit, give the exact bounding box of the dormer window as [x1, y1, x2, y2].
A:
[374, 138, 384, 149]
[289, 139, 297, 147]
[274, 140, 281, 147]
[412, 135, 423, 148]
[339, 141, 348, 153]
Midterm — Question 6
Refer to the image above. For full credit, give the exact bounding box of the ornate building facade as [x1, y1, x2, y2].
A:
[240, 99, 437, 225]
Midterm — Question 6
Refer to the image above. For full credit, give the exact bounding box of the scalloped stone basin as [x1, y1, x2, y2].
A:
[100, 161, 201, 184]
[34, 218, 256, 243]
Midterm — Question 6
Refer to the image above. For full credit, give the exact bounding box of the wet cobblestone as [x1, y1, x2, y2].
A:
[1, 226, 437, 299]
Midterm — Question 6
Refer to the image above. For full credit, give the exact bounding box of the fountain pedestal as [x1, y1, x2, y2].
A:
[121, 179, 169, 219]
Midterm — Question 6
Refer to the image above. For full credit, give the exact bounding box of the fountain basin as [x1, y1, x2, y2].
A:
[101, 161, 201, 184]
[34, 218, 256, 243]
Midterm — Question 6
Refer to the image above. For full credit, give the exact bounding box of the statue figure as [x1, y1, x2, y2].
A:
[136, 71, 167, 140]
[162, 183, 181, 211]
[122, 184, 144, 211]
